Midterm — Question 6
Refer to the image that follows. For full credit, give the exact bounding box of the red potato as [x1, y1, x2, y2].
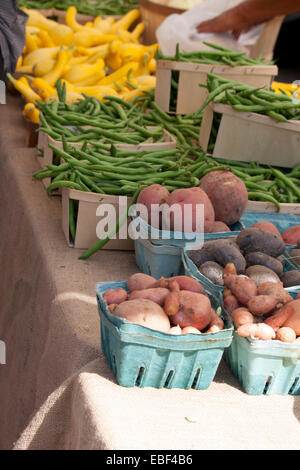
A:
[205, 308, 224, 333]
[150, 275, 205, 294]
[209, 221, 231, 233]
[263, 303, 294, 330]
[199, 170, 248, 225]
[170, 290, 212, 330]
[223, 294, 240, 314]
[250, 222, 282, 239]
[182, 326, 201, 334]
[281, 226, 300, 245]
[164, 187, 215, 233]
[103, 288, 128, 305]
[127, 273, 156, 292]
[112, 299, 171, 333]
[236, 323, 275, 340]
[275, 327, 296, 343]
[164, 290, 180, 316]
[225, 275, 257, 305]
[128, 288, 169, 306]
[247, 295, 278, 316]
[231, 308, 254, 328]
[136, 184, 170, 228]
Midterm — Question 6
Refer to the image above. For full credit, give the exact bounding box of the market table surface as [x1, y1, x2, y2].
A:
[0, 94, 300, 450]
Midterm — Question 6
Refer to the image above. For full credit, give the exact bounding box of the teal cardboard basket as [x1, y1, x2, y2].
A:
[134, 238, 183, 279]
[95, 281, 233, 389]
[224, 287, 300, 396]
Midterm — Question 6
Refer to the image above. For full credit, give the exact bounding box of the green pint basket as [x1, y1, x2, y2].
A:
[95, 281, 233, 389]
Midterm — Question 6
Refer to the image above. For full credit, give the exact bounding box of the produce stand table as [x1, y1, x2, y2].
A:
[0, 95, 300, 450]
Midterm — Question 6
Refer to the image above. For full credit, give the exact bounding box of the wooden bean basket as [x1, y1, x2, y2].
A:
[155, 62, 278, 115]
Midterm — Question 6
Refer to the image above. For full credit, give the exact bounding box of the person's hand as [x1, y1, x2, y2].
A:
[196, 8, 259, 39]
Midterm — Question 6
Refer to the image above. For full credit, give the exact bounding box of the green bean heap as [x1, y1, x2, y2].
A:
[156, 42, 274, 66]
[19, 0, 138, 16]
[37, 87, 202, 148]
[198, 73, 300, 122]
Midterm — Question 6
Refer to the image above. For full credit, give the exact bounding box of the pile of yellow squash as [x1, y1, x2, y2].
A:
[9, 6, 158, 124]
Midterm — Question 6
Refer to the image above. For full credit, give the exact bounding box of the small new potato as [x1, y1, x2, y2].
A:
[275, 327, 296, 343]
[250, 222, 282, 239]
[198, 261, 224, 286]
[236, 228, 285, 257]
[245, 265, 281, 287]
[281, 270, 300, 288]
[245, 252, 283, 277]
[209, 221, 231, 233]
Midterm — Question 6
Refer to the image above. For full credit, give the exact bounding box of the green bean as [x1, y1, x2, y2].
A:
[78, 187, 141, 259]
[247, 192, 281, 211]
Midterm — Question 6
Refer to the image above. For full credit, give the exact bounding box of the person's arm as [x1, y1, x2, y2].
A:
[196, 0, 300, 38]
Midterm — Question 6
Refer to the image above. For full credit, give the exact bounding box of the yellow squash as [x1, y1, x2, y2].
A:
[23, 102, 40, 124]
[63, 58, 105, 83]
[42, 49, 71, 86]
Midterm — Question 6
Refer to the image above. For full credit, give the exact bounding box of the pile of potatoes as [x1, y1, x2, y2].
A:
[222, 262, 300, 343]
[103, 273, 226, 335]
[189, 223, 300, 288]
[136, 171, 249, 234]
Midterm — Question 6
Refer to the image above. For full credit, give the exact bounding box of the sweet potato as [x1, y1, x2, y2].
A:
[236, 228, 285, 257]
[150, 275, 205, 294]
[164, 290, 180, 316]
[170, 290, 212, 330]
[225, 275, 257, 305]
[275, 327, 296, 343]
[199, 170, 248, 225]
[250, 222, 282, 239]
[245, 252, 283, 277]
[182, 326, 202, 334]
[245, 265, 281, 286]
[263, 303, 294, 330]
[128, 288, 169, 306]
[281, 225, 300, 245]
[231, 308, 254, 328]
[164, 187, 215, 233]
[282, 300, 300, 335]
[257, 281, 293, 304]
[103, 288, 128, 305]
[281, 270, 300, 288]
[113, 299, 171, 332]
[136, 184, 170, 228]
[247, 295, 278, 316]
[209, 221, 231, 233]
[223, 294, 240, 314]
[127, 273, 156, 292]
